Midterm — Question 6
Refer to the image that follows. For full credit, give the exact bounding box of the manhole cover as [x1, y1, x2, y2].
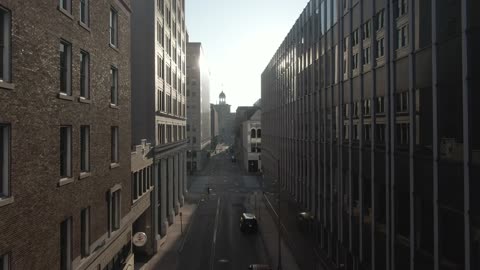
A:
[218, 259, 230, 263]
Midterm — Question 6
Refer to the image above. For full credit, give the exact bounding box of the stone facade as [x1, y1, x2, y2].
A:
[262, 0, 480, 269]
[186, 42, 211, 171]
[0, 0, 133, 269]
[131, 0, 188, 251]
[212, 92, 235, 145]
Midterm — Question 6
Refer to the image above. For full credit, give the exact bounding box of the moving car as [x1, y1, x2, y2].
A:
[240, 213, 258, 233]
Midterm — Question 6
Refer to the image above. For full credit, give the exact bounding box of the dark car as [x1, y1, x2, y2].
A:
[240, 213, 258, 233]
[248, 264, 271, 270]
[296, 211, 314, 232]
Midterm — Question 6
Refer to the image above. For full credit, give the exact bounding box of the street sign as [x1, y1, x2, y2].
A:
[132, 232, 147, 247]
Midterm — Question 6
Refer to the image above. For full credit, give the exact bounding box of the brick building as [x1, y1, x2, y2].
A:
[262, 0, 480, 269]
[0, 0, 133, 269]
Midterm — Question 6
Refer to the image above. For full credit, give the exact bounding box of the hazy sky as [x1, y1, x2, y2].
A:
[186, 0, 310, 111]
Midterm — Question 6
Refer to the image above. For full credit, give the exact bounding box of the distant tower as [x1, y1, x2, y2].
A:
[219, 91, 226, 105]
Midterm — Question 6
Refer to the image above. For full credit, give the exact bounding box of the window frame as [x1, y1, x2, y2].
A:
[60, 126, 72, 179]
[110, 66, 118, 106]
[0, 8, 12, 83]
[0, 124, 10, 198]
[59, 40, 72, 96]
[79, 0, 89, 26]
[81, 207, 91, 257]
[109, 8, 118, 48]
[111, 126, 119, 165]
[59, 0, 72, 14]
[109, 189, 121, 234]
[80, 51, 90, 99]
[80, 125, 90, 173]
[60, 217, 73, 270]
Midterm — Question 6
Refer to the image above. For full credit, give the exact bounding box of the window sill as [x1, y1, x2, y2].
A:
[0, 196, 14, 208]
[78, 21, 91, 32]
[79, 172, 91, 180]
[79, 97, 91, 104]
[110, 104, 119, 109]
[57, 6, 74, 20]
[109, 43, 120, 53]
[58, 177, 74, 187]
[110, 163, 120, 169]
[0, 81, 15, 90]
[58, 93, 74, 101]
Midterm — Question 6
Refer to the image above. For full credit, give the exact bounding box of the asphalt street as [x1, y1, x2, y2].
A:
[177, 150, 269, 270]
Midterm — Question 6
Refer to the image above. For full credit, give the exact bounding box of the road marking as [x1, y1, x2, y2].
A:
[209, 197, 221, 270]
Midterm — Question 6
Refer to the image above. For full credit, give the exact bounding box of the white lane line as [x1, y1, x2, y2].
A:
[209, 197, 221, 270]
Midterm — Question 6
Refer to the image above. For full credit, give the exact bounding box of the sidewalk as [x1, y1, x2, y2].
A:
[246, 192, 300, 270]
[134, 202, 198, 270]
[264, 191, 334, 270]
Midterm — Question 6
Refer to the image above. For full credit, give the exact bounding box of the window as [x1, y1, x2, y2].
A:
[363, 20, 371, 40]
[157, 56, 164, 79]
[80, 51, 90, 99]
[59, 0, 72, 14]
[109, 189, 121, 233]
[376, 9, 385, 30]
[376, 96, 385, 114]
[0, 125, 10, 198]
[80, 0, 89, 26]
[352, 53, 359, 70]
[257, 129, 262, 138]
[363, 47, 371, 65]
[251, 144, 256, 153]
[251, 129, 257, 138]
[166, 65, 171, 84]
[376, 38, 385, 57]
[60, 217, 72, 270]
[60, 126, 72, 178]
[110, 67, 118, 105]
[0, 8, 11, 82]
[59, 41, 72, 95]
[353, 124, 359, 141]
[396, 92, 409, 112]
[364, 124, 371, 142]
[80, 126, 90, 173]
[111, 127, 119, 164]
[364, 99, 371, 115]
[192, 137, 196, 144]
[396, 123, 409, 145]
[81, 207, 90, 257]
[0, 253, 9, 270]
[376, 124, 386, 143]
[157, 0, 164, 14]
[398, 0, 408, 16]
[398, 25, 408, 48]
[157, 22, 162, 45]
[109, 8, 118, 47]
[351, 29, 359, 46]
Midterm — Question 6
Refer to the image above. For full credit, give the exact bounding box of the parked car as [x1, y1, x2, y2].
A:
[248, 264, 271, 270]
[296, 211, 314, 232]
[240, 213, 258, 233]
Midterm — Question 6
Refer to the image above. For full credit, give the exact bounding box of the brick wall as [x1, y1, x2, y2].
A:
[0, 0, 132, 269]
